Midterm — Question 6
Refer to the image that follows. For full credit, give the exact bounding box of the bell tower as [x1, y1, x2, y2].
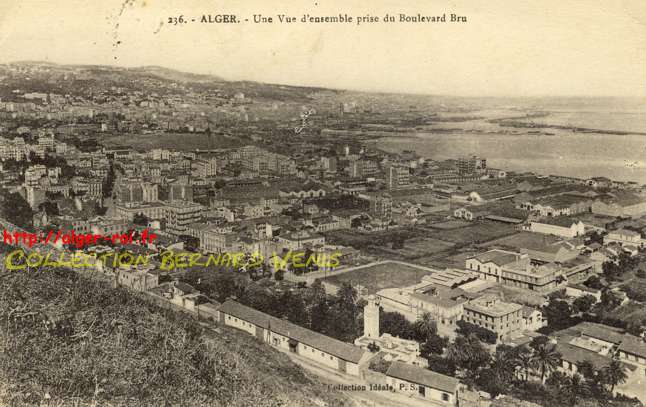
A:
[364, 295, 380, 338]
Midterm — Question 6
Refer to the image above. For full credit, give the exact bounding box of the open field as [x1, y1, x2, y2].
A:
[101, 132, 244, 151]
[322, 228, 427, 250]
[427, 250, 480, 269]
[484, 231, 561, 250]
[427, 219, 471, 230]
[376, 237, 455, 259]
[426, 221, 518, 245]
[322, 261, 431, 294]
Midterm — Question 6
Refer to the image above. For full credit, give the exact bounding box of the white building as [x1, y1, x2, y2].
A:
[218, 300, 368, 376]
[604, 229, 643, 248]
[386, 361, 459, 405]
[527, 217, 585, 238]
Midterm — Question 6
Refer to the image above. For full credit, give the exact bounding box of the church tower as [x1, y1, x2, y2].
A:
[364, 295, 380, 338]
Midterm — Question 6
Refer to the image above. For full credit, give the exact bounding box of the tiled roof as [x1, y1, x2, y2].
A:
[386, 361, 458, 393]
[470, 250, 519, 266]
[218, 300, 365, 363]
[619, 338, 646, 359]
[580, 323, 626, 345]
[556, 343, 610, 370]
[533, 216, 581, 227]
[410, 292, 464, 308]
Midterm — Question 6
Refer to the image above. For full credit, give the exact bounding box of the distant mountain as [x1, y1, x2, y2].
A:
[127, 65, 226, 83]
[1, 61, 338, 102]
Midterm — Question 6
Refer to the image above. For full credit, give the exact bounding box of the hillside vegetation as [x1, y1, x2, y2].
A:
[0, 267, 350, 406]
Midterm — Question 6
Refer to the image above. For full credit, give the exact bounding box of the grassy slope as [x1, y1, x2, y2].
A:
[0, 268, 350, 406]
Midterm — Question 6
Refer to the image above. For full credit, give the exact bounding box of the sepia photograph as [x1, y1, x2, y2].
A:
[1, 0, 646, 406]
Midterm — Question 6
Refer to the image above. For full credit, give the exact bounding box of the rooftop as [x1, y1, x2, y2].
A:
[218, 300, 365, 363]
[532, 216, 582, 228]
[464, 295, 523, 317]
[386, 361, 458, 393]
[469, 250, 520, 266]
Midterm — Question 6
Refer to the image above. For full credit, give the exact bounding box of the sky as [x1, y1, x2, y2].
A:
[0, 0, 645, 97]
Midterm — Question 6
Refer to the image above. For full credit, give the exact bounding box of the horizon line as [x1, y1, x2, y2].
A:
[2, 59, 645, 100]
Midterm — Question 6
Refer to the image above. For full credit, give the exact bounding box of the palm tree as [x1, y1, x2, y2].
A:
[532, 342, 561, 383]
[414, 312, 437, 341]
[447, 334, 491, 381]
[515, 346, 534, 382]
[490, 347, 516, 386]
[602, 357, 628, 394]
[563, 373, 589, 406]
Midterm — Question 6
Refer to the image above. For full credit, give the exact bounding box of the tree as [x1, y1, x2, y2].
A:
[446, 334, 491, 381]
[38, 201, 59, 217]
[133, 213, 150, 226]
[456, 320, 497, 344]
[0, 190, 33, 229]
[427, 355, 457, 376]
[380, 310, 416, 339]
[274, 269, 285, 281]
[413, 312, 437, 342]
[563, 373, 589, 406]
[309, 297, 330, 334]
[572, 295, 597, 314]
[531, 342, 561, 383]
[600, 289, 622, 310]
[369, 356, 391, 373]
[488, 346, 517, 389]
[278, 290, 308, 326]
[515, 345, 534, 382]
[543, 299, 573, 331]
[420, 334, 448, 358]
[326, 283, 360, 342]
[601, 357, 627, 394]
[603, 261, 621, 281]
[576, 359, 597, 381]
[584, 275, 605, 290]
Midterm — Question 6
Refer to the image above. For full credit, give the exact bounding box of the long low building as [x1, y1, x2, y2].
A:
[386, 361, 459, 406]
[218, 299, 368, 376]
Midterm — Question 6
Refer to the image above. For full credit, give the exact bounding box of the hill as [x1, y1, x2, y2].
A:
[0, 265, 351, 406]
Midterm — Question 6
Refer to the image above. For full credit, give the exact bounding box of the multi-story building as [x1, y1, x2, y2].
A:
[168, 183, 193, 202]
[388, 165, 410, 189]
[463, 295, 523, 341]
[115, 202, 167, 221]
[24, 165, 47, 187]
[117, 183, 144, 203]
[371, 193, 393, 220]
[71, 177, 102, 200]
[276, 230, 325, 251]
[321, 156, 337, 173]
[466, 250, 561, 292]
[192, 158, 217, 178]
[198, 228, 240, 253]
[350, 159, 380, 178]
[164, 200, 204, 235]
[409, 292, 466, 337]
[457, 155, 486, 175]
[141, 183, 159, 202]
